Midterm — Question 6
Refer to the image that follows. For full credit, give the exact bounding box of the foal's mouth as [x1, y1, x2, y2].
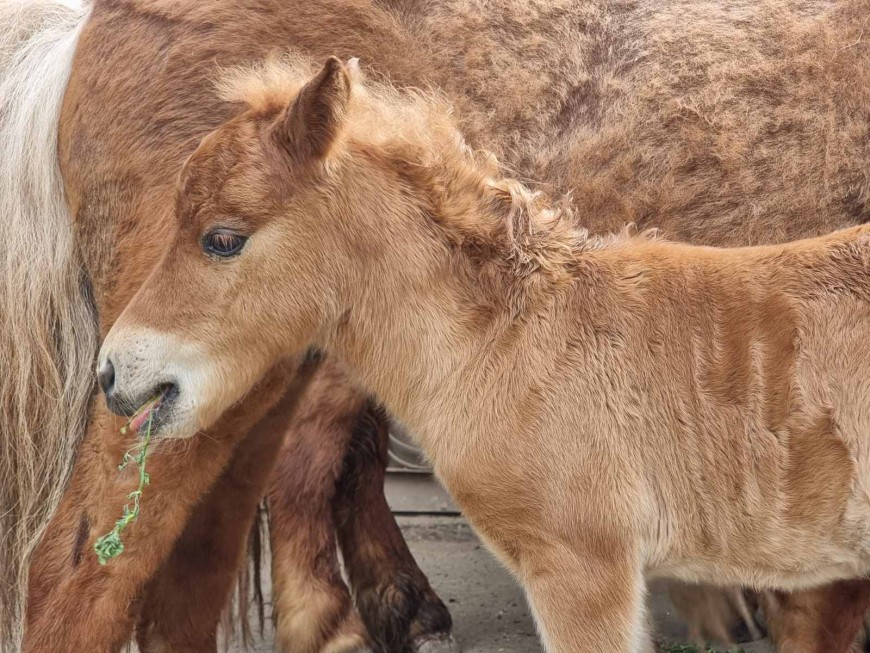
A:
[122, 383, 179, 436]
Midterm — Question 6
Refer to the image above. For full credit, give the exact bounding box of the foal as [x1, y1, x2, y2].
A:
[99, 58, 870, 652]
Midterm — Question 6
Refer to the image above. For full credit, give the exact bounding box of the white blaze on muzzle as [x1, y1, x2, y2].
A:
[97, 327, 215, 439]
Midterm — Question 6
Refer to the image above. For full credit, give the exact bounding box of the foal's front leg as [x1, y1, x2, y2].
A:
[519, 542, 648, 653]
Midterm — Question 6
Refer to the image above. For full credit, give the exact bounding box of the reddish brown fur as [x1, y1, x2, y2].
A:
[134, 357, 322, 653]
[15, 0, 870, 651]
[332, 405, 453, 652]
[22, 1, 455, 650]
[26, 359, 307, 652]
[267, 366, 452, 653]
[267, 365, 371, 653]
[761, 581, 870, 653]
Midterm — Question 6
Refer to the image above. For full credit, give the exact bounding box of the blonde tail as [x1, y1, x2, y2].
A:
[0, 0, 95, 649]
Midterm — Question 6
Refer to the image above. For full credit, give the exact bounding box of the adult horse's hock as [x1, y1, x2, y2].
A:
[99, 56, 870, 653]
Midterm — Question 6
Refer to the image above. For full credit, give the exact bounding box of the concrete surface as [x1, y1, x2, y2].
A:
[223, 515, 774, 653]
[396, 517, 773, 653]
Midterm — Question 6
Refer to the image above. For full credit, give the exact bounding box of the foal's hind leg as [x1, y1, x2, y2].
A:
[134, 382, 300, 653]
[267, 364, 369, 653]
[667, 582, 764, 646]
[333, 404, 457, 653]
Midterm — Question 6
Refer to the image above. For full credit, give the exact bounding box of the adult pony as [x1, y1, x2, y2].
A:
[98, 55, 870, 652]
[2, 2, 454, 652]
[1, 0, 867, 651]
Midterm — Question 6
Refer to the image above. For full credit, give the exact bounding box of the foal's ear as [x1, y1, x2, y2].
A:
[280, 56, 352, 163]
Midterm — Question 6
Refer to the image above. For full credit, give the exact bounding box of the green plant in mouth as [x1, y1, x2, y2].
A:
[661, 645, 749, 653]
[93, 407, 154, 565]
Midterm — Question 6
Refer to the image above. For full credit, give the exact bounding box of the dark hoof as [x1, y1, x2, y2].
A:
[413, 634, 462, 653]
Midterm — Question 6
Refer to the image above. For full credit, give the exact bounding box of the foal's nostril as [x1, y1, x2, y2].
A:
[97, 358, 116, 397]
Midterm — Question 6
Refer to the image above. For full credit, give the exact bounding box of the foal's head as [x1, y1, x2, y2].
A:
[98, 56, 581, 438]
[97, 57, 463, 438]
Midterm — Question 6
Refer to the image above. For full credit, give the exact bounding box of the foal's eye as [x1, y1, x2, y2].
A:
[202, 230, 247, 258]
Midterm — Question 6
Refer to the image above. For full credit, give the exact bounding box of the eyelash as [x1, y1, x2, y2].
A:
[202, 230, 248, 258]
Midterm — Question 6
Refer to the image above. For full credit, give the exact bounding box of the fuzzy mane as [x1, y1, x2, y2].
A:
[217, 57, 644, 282]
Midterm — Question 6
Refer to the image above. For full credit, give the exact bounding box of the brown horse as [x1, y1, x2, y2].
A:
[2, 2, 453, 652]
[3, 0, 869, 651]
[264, 364, 454, 653]
[97, 55, 870, 652]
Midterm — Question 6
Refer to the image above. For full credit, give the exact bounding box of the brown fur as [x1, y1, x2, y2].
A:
[20, 1, 454, 651]
[760, 581, 870, 653]
[133, 356, 322, 653]
[25, 358, 311, 652]
[333, 405, 453, 653]
[14, 0, 870, 650]
[267, 365, 371, 653]
[267, 365, 453, 653]
[102, 59, 870, 653]
[129, 356, 450, 653]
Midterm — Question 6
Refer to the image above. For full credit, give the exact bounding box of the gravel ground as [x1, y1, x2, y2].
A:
[223, 515, 774, 653]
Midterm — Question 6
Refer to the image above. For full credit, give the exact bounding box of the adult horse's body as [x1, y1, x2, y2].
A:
[1, 0, 867, 651]
[3, 2, 455, 652]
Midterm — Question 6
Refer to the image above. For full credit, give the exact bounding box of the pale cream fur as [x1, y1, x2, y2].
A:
[0, 0, 94, 647]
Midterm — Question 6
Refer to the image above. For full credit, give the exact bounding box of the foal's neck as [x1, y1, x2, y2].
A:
[326, 259, 488, 458]
[321, 164, 571, 462]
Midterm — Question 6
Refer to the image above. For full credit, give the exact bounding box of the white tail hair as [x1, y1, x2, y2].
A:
[0, 0, 94, 649]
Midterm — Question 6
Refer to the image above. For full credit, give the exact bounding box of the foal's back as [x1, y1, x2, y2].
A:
[535, 226, 870, 587]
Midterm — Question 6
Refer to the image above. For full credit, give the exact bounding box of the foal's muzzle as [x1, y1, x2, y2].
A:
[99, 354, 179, 424]
[97, 326, 233, 439]
[97, 337, 183, 429]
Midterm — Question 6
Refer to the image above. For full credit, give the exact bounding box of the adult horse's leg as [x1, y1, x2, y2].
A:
[25, 359, 315, 653]
[133, 360, 320, 653]
[667, 582, 764, 646]
[760, 581, 870, 653]
[267, 363, 370, 653]
[268, 362, 457, 653]
[334, 405, 456, 653]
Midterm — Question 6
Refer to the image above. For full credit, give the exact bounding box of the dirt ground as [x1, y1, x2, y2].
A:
[227, 515, 775, 653]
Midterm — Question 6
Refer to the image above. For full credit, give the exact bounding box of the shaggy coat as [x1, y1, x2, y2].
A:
[7, 0, 868, 650]
[99, 58, 870, 653]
